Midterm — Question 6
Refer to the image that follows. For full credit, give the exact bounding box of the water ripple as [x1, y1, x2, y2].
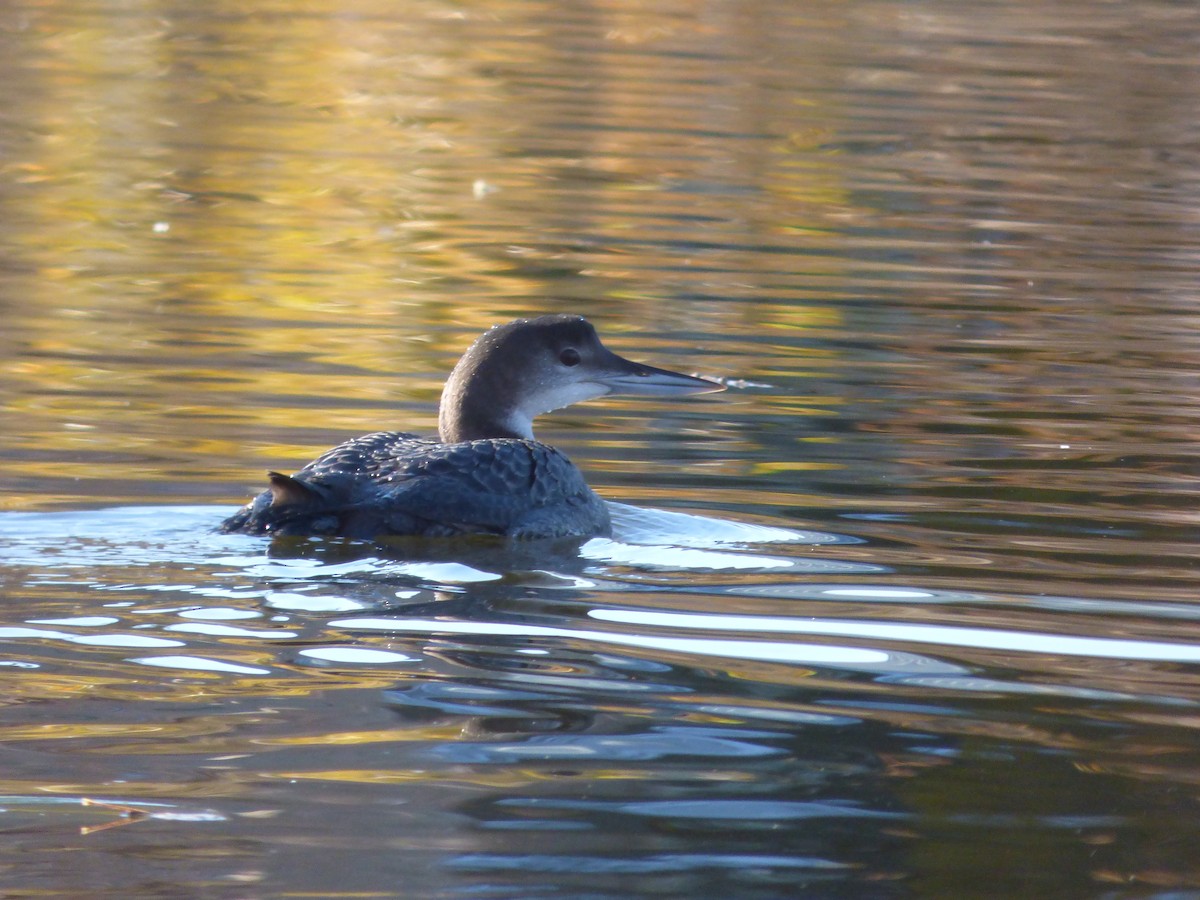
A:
[590, 608, 1200, 663]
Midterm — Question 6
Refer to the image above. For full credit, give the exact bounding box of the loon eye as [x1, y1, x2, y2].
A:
[559, 347, 581, 367]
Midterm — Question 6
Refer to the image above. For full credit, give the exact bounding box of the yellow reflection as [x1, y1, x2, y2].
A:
[0, 723, 166, 741]
[259, 727, 460, 747]
[751, 461, 845, 474]
[0, 0, 857, 507]
[268, 767, 661, 787]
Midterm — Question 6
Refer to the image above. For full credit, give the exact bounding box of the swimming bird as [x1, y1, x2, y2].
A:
[220, 315, 723, 539]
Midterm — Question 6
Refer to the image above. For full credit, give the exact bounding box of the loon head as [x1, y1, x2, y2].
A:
[438, 314, 723, 442]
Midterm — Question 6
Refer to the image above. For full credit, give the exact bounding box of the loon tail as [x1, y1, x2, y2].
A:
[220, 471, 340, 536]
[267, 471, 320, 507]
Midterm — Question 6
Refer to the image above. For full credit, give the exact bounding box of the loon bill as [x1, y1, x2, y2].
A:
[220, 314, 724, 540]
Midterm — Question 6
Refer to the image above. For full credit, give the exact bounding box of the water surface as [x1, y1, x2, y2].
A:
[1, 0, 1199, 897]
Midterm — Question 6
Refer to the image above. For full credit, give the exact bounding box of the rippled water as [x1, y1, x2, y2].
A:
[2, 0, 1200, 896]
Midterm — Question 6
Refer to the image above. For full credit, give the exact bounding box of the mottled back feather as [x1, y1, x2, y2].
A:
[220, 431, 610, 539]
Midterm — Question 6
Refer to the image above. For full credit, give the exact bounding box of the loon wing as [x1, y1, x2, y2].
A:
[220, 431, 608, 539]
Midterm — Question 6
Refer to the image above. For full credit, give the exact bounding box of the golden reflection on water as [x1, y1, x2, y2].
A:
[1, 0, 865, 511]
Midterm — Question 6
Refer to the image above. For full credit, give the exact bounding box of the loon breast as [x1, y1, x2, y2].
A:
[220, 314, 722, 541]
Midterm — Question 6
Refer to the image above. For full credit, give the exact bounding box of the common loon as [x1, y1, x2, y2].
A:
[220, 315, 723, 540]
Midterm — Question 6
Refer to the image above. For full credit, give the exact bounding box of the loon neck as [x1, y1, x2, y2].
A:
[438, 391, 533, 443]
[438, 352, 534, 443]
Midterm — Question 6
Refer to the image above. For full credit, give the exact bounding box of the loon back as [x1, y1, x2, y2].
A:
[219, 431, 610, 539]
[220, 314, 722, 540]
